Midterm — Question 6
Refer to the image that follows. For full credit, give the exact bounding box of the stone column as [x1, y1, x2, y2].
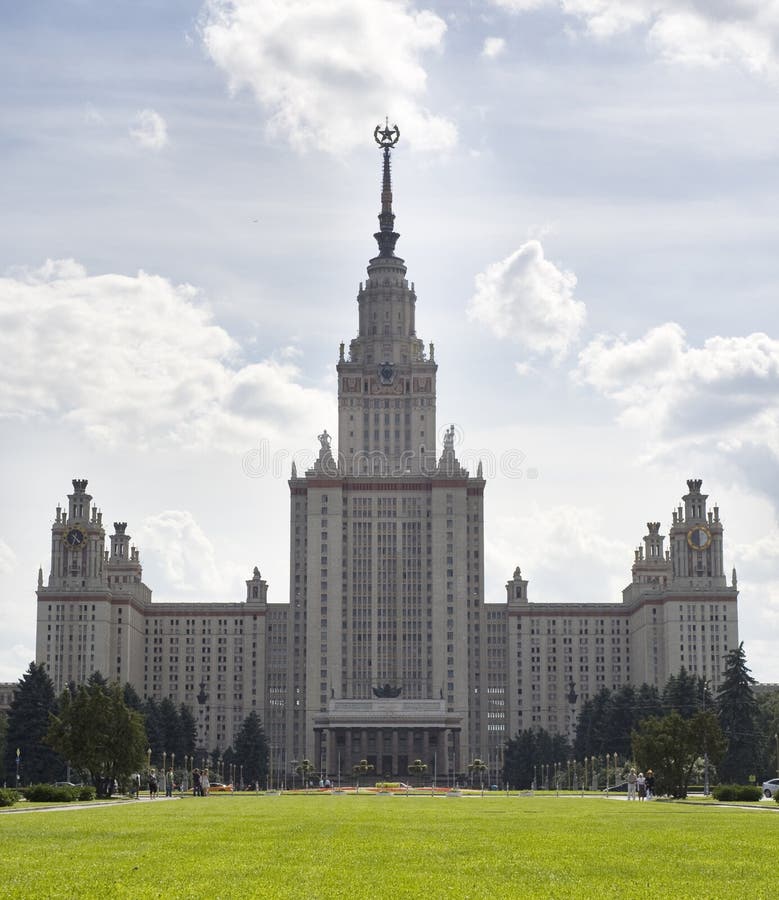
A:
[376, 728, 384, 775]
[314, 729, 322, 780]
[391, 729, 399, 776]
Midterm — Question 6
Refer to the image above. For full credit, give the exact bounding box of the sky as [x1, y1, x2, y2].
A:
[1, 0, 778, 684]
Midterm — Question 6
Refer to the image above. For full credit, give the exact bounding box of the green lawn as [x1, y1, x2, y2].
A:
[2, 794, 776, 898]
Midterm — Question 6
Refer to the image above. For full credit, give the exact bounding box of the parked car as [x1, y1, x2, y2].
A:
[208, 782, 233, 793]
[761, 778, 779, 799]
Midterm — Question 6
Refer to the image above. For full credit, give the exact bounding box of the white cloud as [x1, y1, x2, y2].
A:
[574, 324, 779, 510]
[0, 538, 16, 575]
[467, 239, 586, 360]
[134, 510, 224, 595]
[487, 502, 629, 604]
[200, 0, 456, 153]
[575, 324, 779, 433]
[482, 36, 507, 59]
[0, 259, 331, 452]
[490, 1, 779, 76]
[129, 108, 169, 150]
[491, 0, 550, 10]
[0, 644, 34, 683]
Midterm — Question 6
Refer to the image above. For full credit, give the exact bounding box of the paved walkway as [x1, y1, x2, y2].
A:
[0, 796, 179, 815]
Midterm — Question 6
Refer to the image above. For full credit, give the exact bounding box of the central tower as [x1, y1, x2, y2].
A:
[287, 127, 486, 780]
[337, 122, 437, 477]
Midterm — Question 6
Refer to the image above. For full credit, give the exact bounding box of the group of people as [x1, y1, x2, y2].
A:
[191, 768, 211, 797]
[129, 770, 179, 799]
[627, 768, 655, 800]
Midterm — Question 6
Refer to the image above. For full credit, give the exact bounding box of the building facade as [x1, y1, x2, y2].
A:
[34, 132, 739, 782]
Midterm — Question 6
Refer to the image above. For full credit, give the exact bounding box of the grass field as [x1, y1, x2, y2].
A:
[2, 793, 777, 899]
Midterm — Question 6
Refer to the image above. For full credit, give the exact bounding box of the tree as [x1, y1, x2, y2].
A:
[122, 683, 143, 711]
[234, 712, 268, 788]
[0, 710, 7, 783]
[178, 704, 197, 758]
[756, 688, 779, 779]
[632, 710, 725, 799]
[142, 698, 164, 757]
[351, 758, 373, 789]
[408, 758, 428, 788]
[717, 642, 761, 782]
[574, 683, 662, 760]
[504, 728, 571, 789]
[4, 662, 64, 785]
[663, 668, 709, 719]
[47, 680, 147, 797]
[468, 757, 488, 793]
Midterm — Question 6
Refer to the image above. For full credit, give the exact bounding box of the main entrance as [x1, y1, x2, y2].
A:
[313, 699, 463, 781]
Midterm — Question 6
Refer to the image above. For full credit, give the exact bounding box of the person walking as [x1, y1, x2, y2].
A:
[148, 770, 158, 800]
[637, 772, 646, 800]
[645, 770, 655, 800]
[627, 768, 637, 800]
[166, 769, 173, 798]
[192, 768, 201, 797]
[201, 768, 210, 797]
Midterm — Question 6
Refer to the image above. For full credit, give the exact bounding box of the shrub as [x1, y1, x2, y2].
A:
[713, 784, 761, 802]
[22, 784, 78, 803]
[0, 788, 20, 807]
[78, 786, 96, 801]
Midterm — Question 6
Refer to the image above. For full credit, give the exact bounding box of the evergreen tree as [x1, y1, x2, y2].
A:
[233, 712, 269, 786]
[4, 662, 64, 785]
[573, 683, 662, 760]
[717, 642, 761, 782]
[47, 679, 147, 797]
[122, 683, 143, 711]
[503, 728, 570, 789]
[663, 667, 709, 718]
[158, 697, 180, 756]
[142, 697, 164, 757]
[178, 704, 197, 757]
[755, 689, 779, 779]
[0, 710, 8, 783]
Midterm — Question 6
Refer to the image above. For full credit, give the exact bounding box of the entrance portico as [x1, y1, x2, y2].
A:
[313, 699, 463, 781]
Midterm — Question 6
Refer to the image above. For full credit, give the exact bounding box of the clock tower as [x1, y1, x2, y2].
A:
[669, 478, 726, 585]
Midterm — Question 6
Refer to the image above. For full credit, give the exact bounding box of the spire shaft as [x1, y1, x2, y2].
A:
[373, 120, 400, 257]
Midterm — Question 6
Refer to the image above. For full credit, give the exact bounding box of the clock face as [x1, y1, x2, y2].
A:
[687, 526, 712, 551]
[378, 362, 395, 385]
[64, 527, 85, 548]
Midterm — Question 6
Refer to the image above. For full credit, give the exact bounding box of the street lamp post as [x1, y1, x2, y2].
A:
[147, 747, 152, 775]
[606, 754, 610, 795]
[583, 757, 587, 796]
[16, 748, 20, 788]
[162, 751, 167, 794]
[775, 733, 779, 780]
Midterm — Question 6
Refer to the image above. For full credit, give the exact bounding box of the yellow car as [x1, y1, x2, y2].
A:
[208, 782, 233, 793]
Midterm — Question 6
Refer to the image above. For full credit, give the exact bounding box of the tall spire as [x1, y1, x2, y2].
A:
[373, 119, 400, 257]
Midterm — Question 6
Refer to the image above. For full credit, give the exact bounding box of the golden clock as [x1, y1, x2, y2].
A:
[686, 525, 711, 551]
